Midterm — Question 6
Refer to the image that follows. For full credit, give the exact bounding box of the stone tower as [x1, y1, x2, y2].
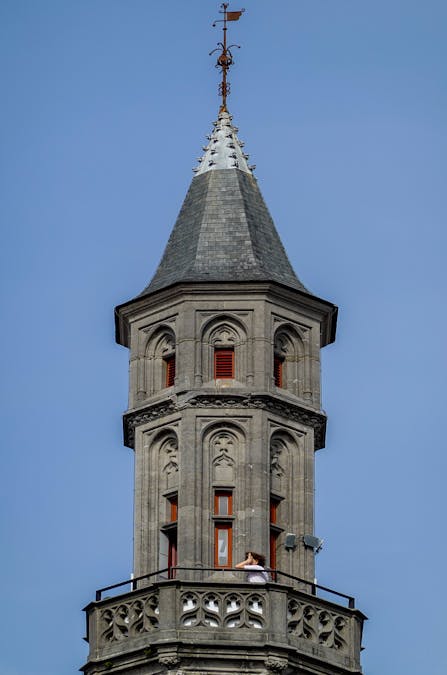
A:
[82, 17, 365, 675]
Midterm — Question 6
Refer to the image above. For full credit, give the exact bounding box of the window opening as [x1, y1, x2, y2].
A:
[168, 531, 177, 578]
[274, 354, 284, 387]
[165, 494, 178, 578]
[214, 491, 233, 516]
[214, 490, 233, 567]
[214, 347, 234, 379]
[169, 495, 178, 521]
[270, 497, 281, 580]
[164, 354, 176, 387]
[214, 523, 232, 568]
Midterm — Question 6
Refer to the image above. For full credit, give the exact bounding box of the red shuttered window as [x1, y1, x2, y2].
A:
[214, 348, 234, 379]
[169, 495, 178, 522]
[164, 354, 176, 387]
[273, 354, 283, 387]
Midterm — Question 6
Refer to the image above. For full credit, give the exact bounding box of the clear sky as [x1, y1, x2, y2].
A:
[1, 1, 446, 674]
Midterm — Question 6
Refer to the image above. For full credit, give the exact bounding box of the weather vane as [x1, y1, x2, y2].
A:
[210, 3, 245, 113]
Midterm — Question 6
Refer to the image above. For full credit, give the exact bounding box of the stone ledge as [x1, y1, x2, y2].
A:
[123, 394, 327, 450]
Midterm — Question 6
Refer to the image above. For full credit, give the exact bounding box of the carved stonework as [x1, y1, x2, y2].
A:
[124, 400, 177, 446]
[212, 432, 235, 481]
[99, 592, 159, 644]
[158, 654, 180, 667]
[88, 582, 362, 669]
[265, 657, 288, 672]
[210, 324, 238, 347]
[124, 395, 326, 450]
[161, 437, 179, 475]
[180, 590, 266, 629]
[274, 331, 292, 357]
[270, 439, 286, 479]
[287, 598, 347, 652]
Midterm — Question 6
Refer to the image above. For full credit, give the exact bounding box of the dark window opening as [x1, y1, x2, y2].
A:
[270, 497, 281, 580]
[168, 531, 177, 578]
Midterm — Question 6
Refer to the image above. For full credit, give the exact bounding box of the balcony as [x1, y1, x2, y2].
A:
[82, 568, 365, 674]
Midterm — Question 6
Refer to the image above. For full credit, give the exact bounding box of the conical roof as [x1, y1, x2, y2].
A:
[140, 110, 308, 296]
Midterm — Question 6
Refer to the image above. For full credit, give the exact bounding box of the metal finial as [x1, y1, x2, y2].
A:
[210, 3, 245, 113]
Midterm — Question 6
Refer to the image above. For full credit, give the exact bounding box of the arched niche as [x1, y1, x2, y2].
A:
[158, 432, 179, 492]
[200, 315, 247, 385]
[273, 324, 305, 398]
[201, 422, 246, 568]
[144, 325, 176, 396]
[269, 430, 295, 495]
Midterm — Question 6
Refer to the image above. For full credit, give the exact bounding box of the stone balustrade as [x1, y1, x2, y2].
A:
[83, 578, 365, 674]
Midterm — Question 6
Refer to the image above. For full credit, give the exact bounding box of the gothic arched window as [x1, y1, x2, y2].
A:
[212, 325, 237, 379]
[151, 430, 179, 576]
[145, 326, 176, 395]
[201, 316, 247, 385]
[273, 326, 303, 397]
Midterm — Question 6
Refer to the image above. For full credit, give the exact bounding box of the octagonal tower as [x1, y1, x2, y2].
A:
[82, 11, 365, 675]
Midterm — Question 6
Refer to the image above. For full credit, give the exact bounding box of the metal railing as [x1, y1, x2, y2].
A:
[95, 566, 355, 608]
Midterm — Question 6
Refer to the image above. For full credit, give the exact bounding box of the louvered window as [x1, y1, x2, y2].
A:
[214, 348, 234, 379]
[164, 354, 176, 387]
[274, 354, 283, 387]
[169, 495, 178, 522]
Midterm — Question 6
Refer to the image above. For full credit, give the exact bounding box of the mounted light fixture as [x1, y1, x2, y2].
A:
[303, 535, 324, 553]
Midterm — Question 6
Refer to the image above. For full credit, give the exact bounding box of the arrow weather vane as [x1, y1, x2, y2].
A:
[210, 3, 245, 113]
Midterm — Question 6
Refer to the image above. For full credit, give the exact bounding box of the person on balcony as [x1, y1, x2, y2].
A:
[235, 551, 269, 582]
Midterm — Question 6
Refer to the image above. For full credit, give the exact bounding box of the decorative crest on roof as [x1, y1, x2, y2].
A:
[193, 109, 255, 176]
[210, 3, 245, 113]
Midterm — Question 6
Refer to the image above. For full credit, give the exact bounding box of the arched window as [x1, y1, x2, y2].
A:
[200, 317, 247, 385]
[273, 326, 304, 397]
[201, 423, 246, 569]
[211, 324, 237, 379]
[269, 432, 293, 571]
[145, 326, 176, 395]
[153, 430, 179, 575]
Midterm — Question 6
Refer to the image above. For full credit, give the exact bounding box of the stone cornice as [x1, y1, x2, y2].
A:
[115, 280, 337, 348]
[123, 394, 327, 450]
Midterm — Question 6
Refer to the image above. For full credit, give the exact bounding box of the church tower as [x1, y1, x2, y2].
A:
[82, 6, 365, 674]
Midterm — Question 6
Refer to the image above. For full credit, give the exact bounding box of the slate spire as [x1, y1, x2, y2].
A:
[139, 109, 309, 297]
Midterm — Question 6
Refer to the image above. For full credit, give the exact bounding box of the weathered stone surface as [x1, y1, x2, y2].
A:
[82, 579, 364, 675]
[85, 98, 364, 675]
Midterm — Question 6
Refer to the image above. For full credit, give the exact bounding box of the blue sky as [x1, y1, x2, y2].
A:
[1, 1, 446, 673]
